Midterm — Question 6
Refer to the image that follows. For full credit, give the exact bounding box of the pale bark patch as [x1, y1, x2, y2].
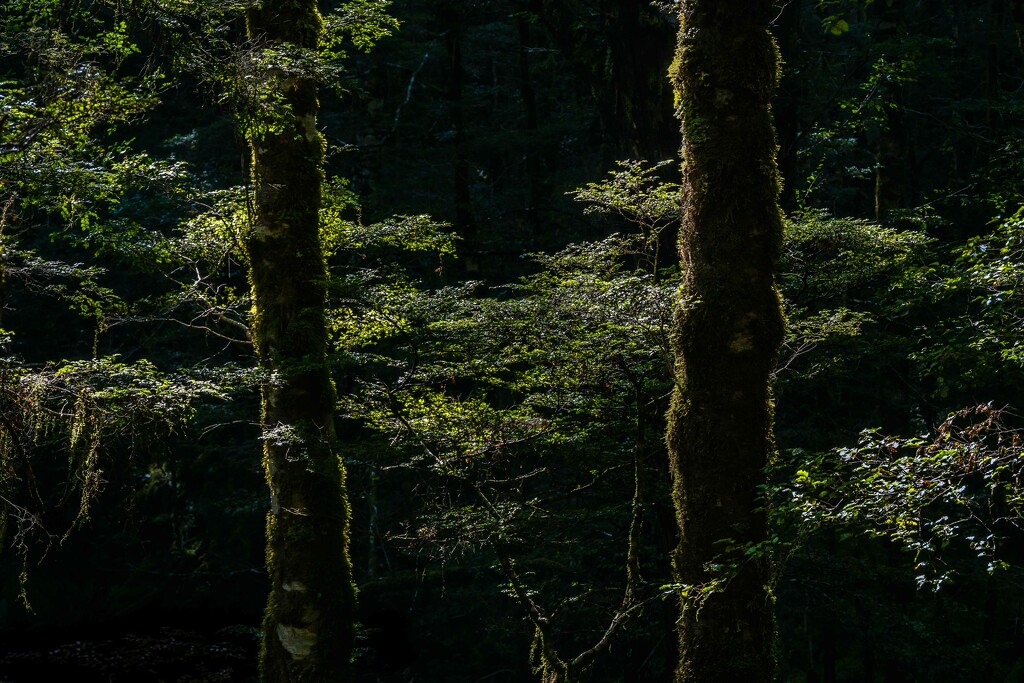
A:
[301, 113, 318, 142]
[254, 220, 287, 239]
[276, 623, 317, 659]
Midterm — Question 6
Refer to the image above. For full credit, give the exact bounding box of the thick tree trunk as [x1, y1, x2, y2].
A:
[667, 2, 784, 682]
[245, 2, 356, 681]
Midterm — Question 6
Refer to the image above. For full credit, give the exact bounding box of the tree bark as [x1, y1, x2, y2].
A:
[667, 2, 784, 682]
[871, 0, 908, 221]
[517, 8, 545, 243]
[605, 0, 678, 161]
[244, 2, 357, 681]
[536, 0, 677, 161]
[1011, 0, 1024, 51]
[439, 4, 478, 273]
[773, 0, 801, 214]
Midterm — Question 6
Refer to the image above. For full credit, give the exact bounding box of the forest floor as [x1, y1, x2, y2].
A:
[0, 624, 259, 682]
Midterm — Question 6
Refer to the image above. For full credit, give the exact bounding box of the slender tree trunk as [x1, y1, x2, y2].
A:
[245, 2, 356, 681]
[667, 2, 784, 681]
[517, 7, 545, 243]
[606, 0, 677, 161]
[1011, 0, 1024, 51]
[440, 6, 478, 272]
[536, 0, 676, 162]
[872, 0, 907, 221]
[774, 0, 801, 214]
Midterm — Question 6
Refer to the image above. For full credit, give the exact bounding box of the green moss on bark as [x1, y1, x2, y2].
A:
[243, 1, 357, 681]
[666, 3, 785, 682]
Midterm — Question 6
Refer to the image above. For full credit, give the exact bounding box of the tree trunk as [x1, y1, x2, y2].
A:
[536, 0, 676, 162]
[605, 0, 678, 161]
[517, 8, 545, 243]
[245, 2, 357, 681]
[439, 5, 478, 273]
[872, 0, 907, 221]
[667, 2, 784, 682]
[773, 0, 801, 213]
[1011, 0, 1024, 51]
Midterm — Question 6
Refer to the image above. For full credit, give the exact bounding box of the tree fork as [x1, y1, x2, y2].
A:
[245, 2, 356, 681]
[667, 2, 785, 682]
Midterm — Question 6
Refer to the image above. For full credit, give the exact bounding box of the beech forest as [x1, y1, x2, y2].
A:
[1, 1, 1023, 682]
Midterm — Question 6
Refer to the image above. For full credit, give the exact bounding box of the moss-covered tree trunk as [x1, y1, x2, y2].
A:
[244, 2, 356, 681]
[667, 2, 784, 682]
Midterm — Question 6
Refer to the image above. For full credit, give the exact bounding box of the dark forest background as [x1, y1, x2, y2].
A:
[2, 1, 1024, 681]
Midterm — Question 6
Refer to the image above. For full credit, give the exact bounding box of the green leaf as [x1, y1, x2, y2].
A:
[829, 19, 850, 36]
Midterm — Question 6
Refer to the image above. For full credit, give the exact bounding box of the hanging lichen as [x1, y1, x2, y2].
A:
[0, 355, 232, 605]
